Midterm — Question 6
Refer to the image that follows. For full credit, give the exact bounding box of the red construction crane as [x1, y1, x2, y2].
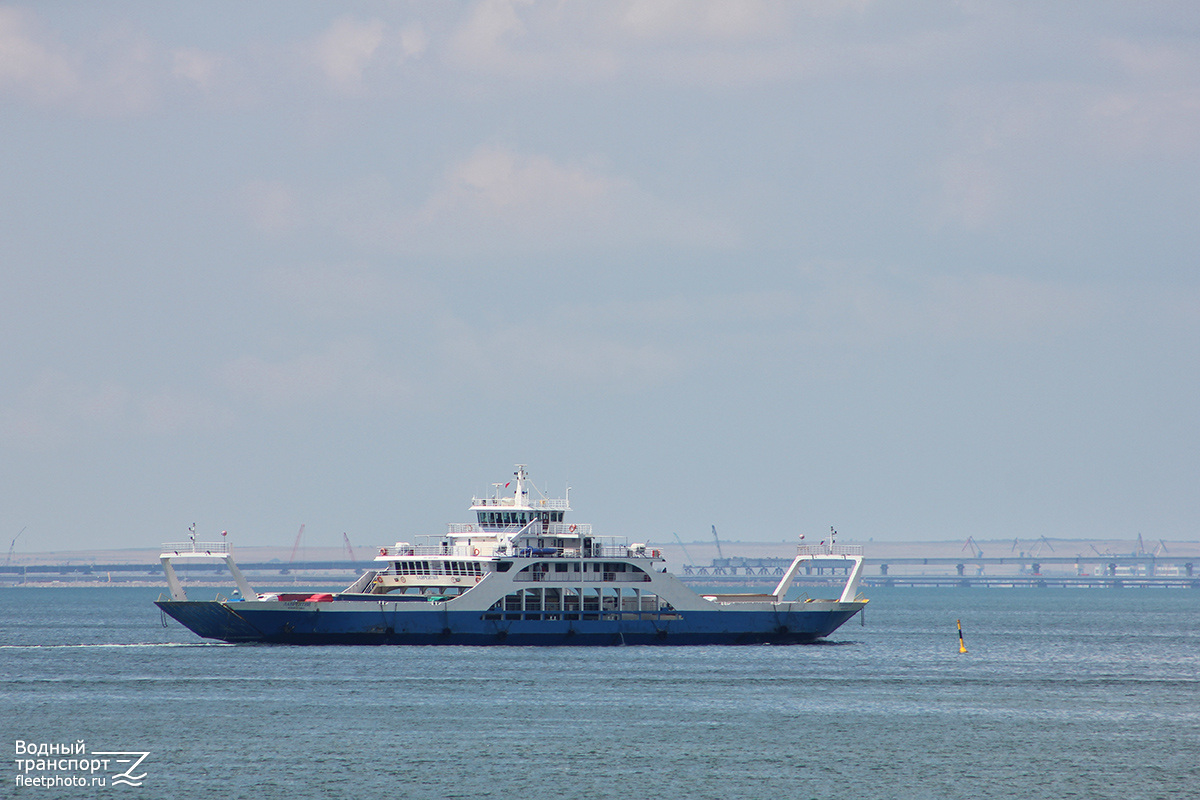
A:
[289, 524, 305, 564]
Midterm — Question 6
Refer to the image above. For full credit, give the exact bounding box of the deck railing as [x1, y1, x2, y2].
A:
[796, 543, 863, 557]
[546, 522, 592, 536]
[445, 521, 595, 536]
[161, 541, 231, 555]
[471, 497, 570, 510]
[376, 544, 655, 559]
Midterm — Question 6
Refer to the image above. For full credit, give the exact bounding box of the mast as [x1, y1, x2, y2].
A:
[514, 464, 528, 506]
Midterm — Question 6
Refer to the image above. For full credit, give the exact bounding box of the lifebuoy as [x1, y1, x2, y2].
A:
[466, 524, 473, 532]
[569, 524, 577, 532]
[379, 547, 387, 556]
[472, 547, 480, 556]
[475, 576, 482, 583]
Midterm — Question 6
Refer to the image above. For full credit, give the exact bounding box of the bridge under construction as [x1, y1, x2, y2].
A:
[3, 540, 1197, 589]
[677, 551, 1197, 589]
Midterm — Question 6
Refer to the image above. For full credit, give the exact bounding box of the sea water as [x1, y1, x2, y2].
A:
[2, 586, 1197, 799]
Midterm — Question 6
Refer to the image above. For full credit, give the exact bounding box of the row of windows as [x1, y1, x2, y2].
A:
[516, 561, 649, 582]
[476, 510, 564, 526]
[488, 587, 674, 614]
[524, 562, 640, 573]
[393, 560, 483, 577]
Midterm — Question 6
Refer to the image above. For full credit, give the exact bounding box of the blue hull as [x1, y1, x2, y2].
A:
[156, 601, 862, 646]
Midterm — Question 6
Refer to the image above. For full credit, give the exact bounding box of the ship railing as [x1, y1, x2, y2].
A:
[446, 523, 522, 534]
[471, 497, 570, 510]
[376, 543, 653, 560]
[796, 544, 863, 557]
[379, 545, 482, 557]
[445, 521, 593, 536]
[545, 522, 592, 536]
[509, 545, 648, 559]
[158, 540, 255, 603]
[771, 544, 866, 604]
[161, 540, 231, 555]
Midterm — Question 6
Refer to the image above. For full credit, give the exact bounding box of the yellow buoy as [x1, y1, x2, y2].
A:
[957, 618, 968, 654]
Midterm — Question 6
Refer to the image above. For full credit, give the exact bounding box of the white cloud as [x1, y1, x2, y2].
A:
[412, 146, 736, 250]
[419, 145, 623, 229]
[261, 145, 736, 256]
[435, 1, 893, 86]
[446, 145, 733, 248]
[398, 23, 429, 60]
[220, 339, 411, 412]
[0, 7, 79, 103]
[307, 16, 428, 94]
[619, 0, 790, 42]
[0, 7, 163, 113]
[1086, 87, 1200, 159]
[312, 16, 386, 89]
[0, 370, 226, 447]
[447, 0, 531, 73]
[171, 47, 227, 92]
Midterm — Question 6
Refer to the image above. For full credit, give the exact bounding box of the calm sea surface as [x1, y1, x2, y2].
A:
[2, 585, 1197, 799]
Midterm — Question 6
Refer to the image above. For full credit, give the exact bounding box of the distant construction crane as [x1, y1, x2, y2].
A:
[1013, 536, 1055, 557]
[289, 524, 305, 564]
[671, 532, 696, 565]
[711, 525, 724, 560]
[342, 532, 357, 563]
[1030, 536, 1055, 558]
[6, 527, 25, 567]
[962, 536, 984, 558]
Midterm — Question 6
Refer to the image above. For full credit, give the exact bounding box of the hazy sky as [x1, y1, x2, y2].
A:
[2, 2, 1198, 554]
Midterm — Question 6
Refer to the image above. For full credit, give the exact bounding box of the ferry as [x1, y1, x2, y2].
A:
[156, 466, 867, 645]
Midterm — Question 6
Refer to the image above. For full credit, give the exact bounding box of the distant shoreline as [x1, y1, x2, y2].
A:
[4, 536, 1196, 590]
[7, 536, 1199, 566]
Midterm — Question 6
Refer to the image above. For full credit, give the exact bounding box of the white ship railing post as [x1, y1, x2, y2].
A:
[223, 553, 258, 600]
[839, 556, 865, 603]
[161, 556, 187, 601]
[772, 555, 808, 602]
[773, 543, 865, 603]
[159, 538, 257, 602]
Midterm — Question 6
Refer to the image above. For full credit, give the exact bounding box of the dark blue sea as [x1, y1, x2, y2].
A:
[2, 585, 1197, 799]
